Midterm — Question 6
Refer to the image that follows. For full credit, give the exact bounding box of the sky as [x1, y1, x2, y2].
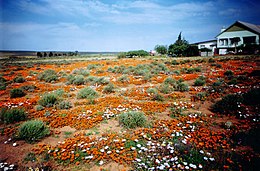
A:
[1, 0, 260, 52]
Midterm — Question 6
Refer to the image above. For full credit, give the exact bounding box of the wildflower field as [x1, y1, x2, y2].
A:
[0, 55, 259, 171]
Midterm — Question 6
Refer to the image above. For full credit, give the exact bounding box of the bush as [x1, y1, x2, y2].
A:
[38, 69, 58, 82]
[72, 68, 90, 76]
[103, 83, 116, 93]
[13, 76, 26, 83]
[171, 60, 179, 65]
[159, 83, 174, 94]
[73, 75, 85, 85]
[57, 101, 72, 109]
[208, 58, 215, 63]
[146, 88, 158, 95]
[196, 92, 207, 101]
[194, 76, 206, 86]
[119, 111, 147, 129]
[224, 70, 234, 78]
[243, 88, 260, 105]
[0, 108, 27, 124]
[77, 87, 98, 99]
[35, 105, 44, 111]
[38, 93, 58, 107]
[10, 88, 26, 98]
[93, 77, 110, 85]
[66, 74, 76, 84]
[21, 85, 37, 92]
[18, 120, 50, 143]
[163, 77, 176, 86]
[176, 82, 189, 92]
[118, 75, 130, 83]
[117, 52, 127, 59]
[211, 94, 243, 115]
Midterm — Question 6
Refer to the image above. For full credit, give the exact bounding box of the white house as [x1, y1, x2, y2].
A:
[193, 40, 217, 56]
[216, 21, 260, 55]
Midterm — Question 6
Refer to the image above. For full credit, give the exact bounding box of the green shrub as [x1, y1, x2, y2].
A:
[119, 111, 147, 129]
[38, 69, 58, 82]
[194, 76, 206, 86]
[73, 75, 85, 85]
[87, 64, 101, 70]
[146, 88, 164, 101]
[243, 88, 260, 105]
[103, 83, 116, 93]
[38, 93, 58, 107]
[35, 105, 44, 111]
[117, 52, 127, 59]
[159, 83, 174, 94]
[176, 82, 189, 92]
[93, 77, 110, 85]
[18, 120, 50, 143]
[57, 101, 72, 109]
[85, 76, 97, 83]
[21, 85, 37, 92]
[54, 89, 65, 97]
[171, 60, 179, 65]
[0, 85, 6, 90]
[10, 88, 26, 98]
[118, 75, 129, 83]
[0, 108, 27, 124]
[77, 87, 98, 99]
[194, 67, 202, 72]
[66, 74, 76, 84]
[163, 77, 176, 85]
[196, 92, 207, 101]
[0, 75, 7, 90]
[224, 70, 234, 78]
[211, 94, 243, 115]
[146, 88, 158, 95]
[72, 68, 90, 76]
[151, 93, 164, 101]
[227, 78, 237, 85]
[13, 76, 26, 83]
[170, 107, 183, 118]
[208, 58, 215, 63]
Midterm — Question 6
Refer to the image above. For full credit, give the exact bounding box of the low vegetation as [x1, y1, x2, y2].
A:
[0, 56, 259, 171]
[18, 120, 50, 143]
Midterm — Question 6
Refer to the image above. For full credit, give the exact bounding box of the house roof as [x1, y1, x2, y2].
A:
[216, 21, 260, 37]
[191, 39, 217, 45]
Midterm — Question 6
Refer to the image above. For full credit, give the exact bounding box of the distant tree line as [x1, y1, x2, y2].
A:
[118, 50, 149, 58]
[36, 51, 78, 58]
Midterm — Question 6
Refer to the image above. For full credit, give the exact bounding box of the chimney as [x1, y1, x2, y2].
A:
[221, 26, 226, 32]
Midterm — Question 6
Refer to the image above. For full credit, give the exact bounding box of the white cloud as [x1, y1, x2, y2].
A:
[218, 8, 240, 16]
[15, 0, 214, 24]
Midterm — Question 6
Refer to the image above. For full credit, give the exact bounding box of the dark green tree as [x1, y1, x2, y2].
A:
[49, 52, 53, 57]
[168, 32, 189, 57]
[154, 45, 168, 55]
[36, 52, 42, 58]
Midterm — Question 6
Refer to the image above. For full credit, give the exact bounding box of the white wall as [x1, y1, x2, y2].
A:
[198, 42, 216, 49]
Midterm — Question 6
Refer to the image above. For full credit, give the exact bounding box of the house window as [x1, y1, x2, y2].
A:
[243, 36, 256, 44]
[219, 39, 228, 46]
[200, 45, 205, 48]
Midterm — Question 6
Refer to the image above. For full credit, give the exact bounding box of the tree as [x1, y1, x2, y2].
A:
[168, 32, 189, 57]
[49, 52, 53, 57]
[230, 37, 240, 53]
[36, 52, 42, 58]
[43, 52, 47, 57]
[154, 45, 168, 55]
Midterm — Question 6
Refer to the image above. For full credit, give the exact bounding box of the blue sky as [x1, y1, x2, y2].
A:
[1, 0, 260, 51]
